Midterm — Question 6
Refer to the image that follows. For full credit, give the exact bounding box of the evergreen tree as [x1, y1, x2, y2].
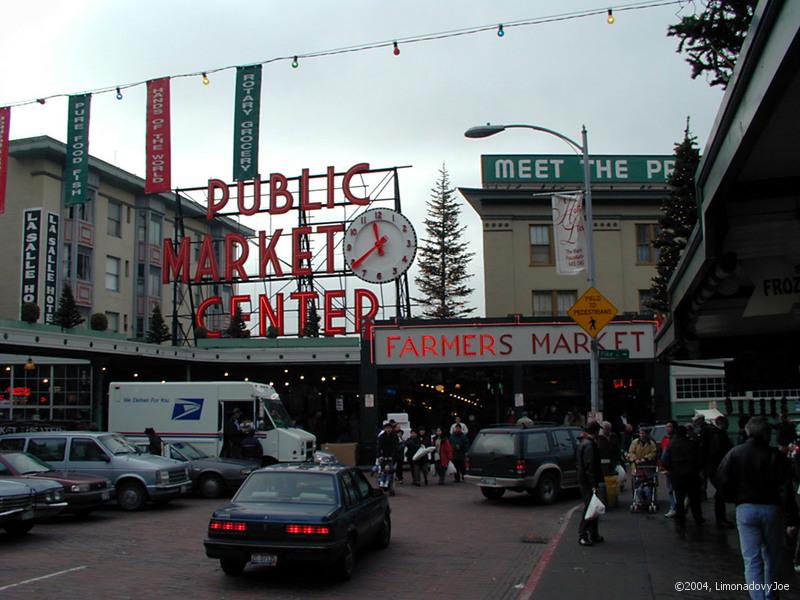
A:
[646, 122, 701, 315]
[668, 0, 756, 88]
[414, 165, 475, 318]
[146, 305, 171, 344]
[302, 302, 321, 337]
[226, 306, 250, 338]
[52, 283, 85, 329]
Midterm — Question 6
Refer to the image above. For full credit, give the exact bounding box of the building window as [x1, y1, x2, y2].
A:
[149, 214, 163, 246]
[636, 224, 659, 265]
[137, 211, 147, 243]
[638, 289, 654, 316]
[105, 256, 120, 291]
[149, 266, 162, 298]
[135, 317, 144, 338]
[532, 290, 576, 317]
[136, 263, 145, 296]
[106, 312, 120, 333]
[63, 244, 72, 279]
[530, 225, 554, 266]
[69, 196, 94, 223]
[107, 201, 122, 237]
[77, 246, 92, 282]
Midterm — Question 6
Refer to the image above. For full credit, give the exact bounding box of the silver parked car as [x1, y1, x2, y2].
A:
[0, 432, 191, 511]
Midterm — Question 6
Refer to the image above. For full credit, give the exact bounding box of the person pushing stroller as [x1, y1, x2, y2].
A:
[627, 424, 659, 512]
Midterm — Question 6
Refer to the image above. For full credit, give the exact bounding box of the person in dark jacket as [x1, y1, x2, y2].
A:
[405, 429, 425, 486]
[661, 425, 704, 525]
[576, 421, 604, 546]
[716, 416, 798, 599]
[377, 422, 399, 460]
[450, 424, 469, 482]
[144, 427, 163, 456]
[223, 408, 243, 458]
[239, 422, 263, 461]
[706, 415, 734, 527]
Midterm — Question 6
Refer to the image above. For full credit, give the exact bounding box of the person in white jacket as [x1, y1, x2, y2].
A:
[449, 416, 468, 436]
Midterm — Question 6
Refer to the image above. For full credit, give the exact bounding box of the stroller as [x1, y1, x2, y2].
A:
[375, 456, 396, 496]
[629, 461, 658, 513]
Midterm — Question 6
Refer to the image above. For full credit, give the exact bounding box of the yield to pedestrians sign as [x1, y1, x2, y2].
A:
[567, 287, 618, 338]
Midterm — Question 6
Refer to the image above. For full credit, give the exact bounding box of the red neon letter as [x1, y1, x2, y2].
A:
[386, 335, 401, 358]
[479, 334, 496, 356]
[258, 293, 284, 336]
[258, 229, 284, 278]
[342, 163, 370, 205]
[269, 173, 293, 214]
[299, 168, 322, 211]
[162, 237, 190, 283]
[323, 290, 346, 336]
[230, 295, 251, 323]
[355, 288, 379, 333]
[194, 235, 220, 282]
[317, 224, 345, 273]
[207, 179, 229, 219]
[291, 291, 317, 334]
[225, 233, 250, 281]
[326, 166, 336, 208]
[236, 177, 261, 216]
[196, 296, 222, 337]
[292, 227, 312, 276]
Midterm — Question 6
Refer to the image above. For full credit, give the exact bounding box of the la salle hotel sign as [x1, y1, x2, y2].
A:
[372, 322, 655, 366]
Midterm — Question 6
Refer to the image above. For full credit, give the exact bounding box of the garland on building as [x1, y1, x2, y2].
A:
[646, 121, 700, 315]
[414, 165, 475, 318]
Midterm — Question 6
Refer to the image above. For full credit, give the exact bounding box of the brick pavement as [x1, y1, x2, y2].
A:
[0, 479, 577, 600]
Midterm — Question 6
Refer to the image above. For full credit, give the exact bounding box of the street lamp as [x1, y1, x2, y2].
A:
[465, 122, 601, 416]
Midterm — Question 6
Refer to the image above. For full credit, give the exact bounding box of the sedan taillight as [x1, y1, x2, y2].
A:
[286, 524, 330, 536]
[209, 520, 247, 532]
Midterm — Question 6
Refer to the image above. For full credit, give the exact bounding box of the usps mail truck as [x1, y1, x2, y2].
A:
[108, 381, 316, 464]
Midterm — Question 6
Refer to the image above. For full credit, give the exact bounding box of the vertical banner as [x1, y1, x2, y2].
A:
[145, 78, 171, 194]
[551, 192, 586, 275]
[233, 65, 262, 181]
[64, 94, 91, 206]
[0, 107, 9, 214]
[20, 208, 42, 310]
[43, 212, 60, 324]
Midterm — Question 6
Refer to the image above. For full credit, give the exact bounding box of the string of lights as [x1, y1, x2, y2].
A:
[4, 0, 687, 108]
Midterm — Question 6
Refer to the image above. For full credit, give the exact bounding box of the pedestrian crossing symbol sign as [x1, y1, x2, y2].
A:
[567, 287, 618, 338]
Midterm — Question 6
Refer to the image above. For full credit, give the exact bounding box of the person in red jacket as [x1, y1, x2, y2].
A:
[437, 429, 453, 485]
[659, 421, 677, 517]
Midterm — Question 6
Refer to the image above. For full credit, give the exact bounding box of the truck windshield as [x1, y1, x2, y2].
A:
[101, 434, 140, 455]
[263, 398, 292, 428]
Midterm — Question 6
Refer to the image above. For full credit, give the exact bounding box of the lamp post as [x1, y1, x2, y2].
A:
[465, 123, 601, 416]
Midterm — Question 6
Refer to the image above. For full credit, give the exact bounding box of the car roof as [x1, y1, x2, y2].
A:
[254, 462, 350, 475]
[477, 424, 582, 434]
[0, 431, 108, 438]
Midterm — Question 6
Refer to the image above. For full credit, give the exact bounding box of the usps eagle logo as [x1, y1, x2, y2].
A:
[172, 398, 204, 421]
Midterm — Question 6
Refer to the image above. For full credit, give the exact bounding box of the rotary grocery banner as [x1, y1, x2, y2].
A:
[551, 192, 586, 275]
[233, 65, 262, 181]
[0, 107, 9, 215]
[63, 95, 91, 206]
[145, 78, 171, 194]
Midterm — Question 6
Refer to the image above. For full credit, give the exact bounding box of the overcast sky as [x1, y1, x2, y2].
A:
[1, 0, 725, 316]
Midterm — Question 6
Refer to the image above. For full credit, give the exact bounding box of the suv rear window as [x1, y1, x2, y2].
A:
[470, 432, 517, 455]
[27, 437, 67, 462]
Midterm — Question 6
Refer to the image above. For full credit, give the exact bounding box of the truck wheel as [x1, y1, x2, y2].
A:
[199, 474, 225, 499]
[117, 481, 147, 511]
[480, 487, 505, 500]
[535, 473, 559, 505]
[220, 558, 246, 576]
[4, 521, 34, 537]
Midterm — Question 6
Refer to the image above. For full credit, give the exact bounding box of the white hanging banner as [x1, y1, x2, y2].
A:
[551, 193, 586, 275]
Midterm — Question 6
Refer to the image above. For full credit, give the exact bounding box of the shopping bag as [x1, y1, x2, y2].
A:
[446, 461, 457, 475]
[615, 464, 627, 488]
[585, 492, 606, 520]
[412, 446, 428, 461]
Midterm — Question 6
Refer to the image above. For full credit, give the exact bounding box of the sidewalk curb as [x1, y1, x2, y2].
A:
[517, 503, 583, 600]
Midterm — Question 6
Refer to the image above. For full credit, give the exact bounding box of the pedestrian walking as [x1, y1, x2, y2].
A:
[576, 421, 604, 546]
[437, 431, 453, 485]
[658, 420, 678, 518]
[417, 426, 430, 485]
[707, 415, 734, 527]
[405, 429, 424, 486]
[661, 425, 704, 525]
[692, 414, 713, 499]
[449, 415, 469, 436]
[395, 427, 406, 484]
[716, 416, 798, 600]
[144, 427, 163, 456]
[450, 424, 469, 482]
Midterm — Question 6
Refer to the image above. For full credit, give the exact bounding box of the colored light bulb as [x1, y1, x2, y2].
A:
[393, 42, 400, 56]
[202, 72, 210, 85]
[607, 9, 615, 24]
[497, 24, 504, 37]
[292, 56, 299, 69]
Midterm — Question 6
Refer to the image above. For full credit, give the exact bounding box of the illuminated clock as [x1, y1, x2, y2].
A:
[343, 208, 417, 284]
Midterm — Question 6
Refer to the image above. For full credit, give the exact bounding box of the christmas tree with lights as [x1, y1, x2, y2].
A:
[646, 122, 701, 316]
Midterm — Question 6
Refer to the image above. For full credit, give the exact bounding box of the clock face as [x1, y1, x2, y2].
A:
[343, 208, 417, 283]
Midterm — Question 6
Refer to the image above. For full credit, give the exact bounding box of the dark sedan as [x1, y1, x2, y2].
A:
[0, 476, 67, 522]
[0, 452, 114, 516]
[162, 442, 257, 498]
[204, 463, 390, 580]
[0, 479, 36, 536]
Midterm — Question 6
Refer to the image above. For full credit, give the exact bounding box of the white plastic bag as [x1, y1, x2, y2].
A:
[615, 464, 627, 488]
[412, 446, 428, 461]
[446, 461, 457, 475]
[585, 492, 606, 520]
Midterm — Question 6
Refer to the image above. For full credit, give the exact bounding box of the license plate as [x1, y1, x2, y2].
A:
[480, 478, 497, 486]
[101, 491, 110, 501]
[251, 553, 278, 566]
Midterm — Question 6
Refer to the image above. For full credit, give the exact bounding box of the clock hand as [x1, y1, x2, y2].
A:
[372, 222, 385, 256]
[351, 236, 388, 269]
